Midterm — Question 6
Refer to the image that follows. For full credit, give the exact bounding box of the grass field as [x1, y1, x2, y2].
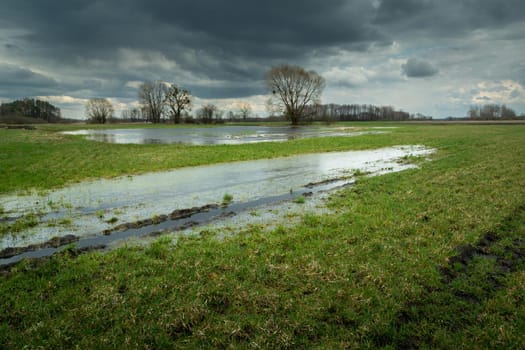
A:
[1, 123, 524, 348]
[0, 123, 397, 194]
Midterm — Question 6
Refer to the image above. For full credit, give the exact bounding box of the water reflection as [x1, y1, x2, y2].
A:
[0, 145, 432, 249]
[63, 126, 384, 145]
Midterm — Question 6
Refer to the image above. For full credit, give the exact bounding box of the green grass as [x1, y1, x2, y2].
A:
[0, 213, 40, 237]
[0, 123, 524, 348]
[222, 193, 234, 206]
[294, 195, 306, 204]
[0, 122, 435, 194]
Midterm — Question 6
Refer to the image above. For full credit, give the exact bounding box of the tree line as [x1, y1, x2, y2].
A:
[106, 81, 252, 124]
[265, 65, 429, 123]
[301, 103, 421, 122]
[7, 65, 522, 125]
[467, 104, 521, 120]
[89, 81, 198, 124]
[100, 65, 322, 125]
[0, 98, 61, 122]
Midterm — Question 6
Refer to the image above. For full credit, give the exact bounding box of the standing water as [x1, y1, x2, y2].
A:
[62, 125, 387, 145]
[0, 145, 433, 265]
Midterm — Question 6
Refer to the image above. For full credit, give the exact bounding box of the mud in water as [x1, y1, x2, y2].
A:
[0, 234, 78, 259]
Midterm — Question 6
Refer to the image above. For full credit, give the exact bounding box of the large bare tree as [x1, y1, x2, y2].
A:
[165, 84, 192, 124]
[138, 81, 167, 123]
[85, 98, 114, 124]
[265, 64, 325, 125]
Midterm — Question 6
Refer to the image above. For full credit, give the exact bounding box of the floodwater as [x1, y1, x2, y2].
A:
[62, 125, 386, 145]
[0, 145, 433, 265]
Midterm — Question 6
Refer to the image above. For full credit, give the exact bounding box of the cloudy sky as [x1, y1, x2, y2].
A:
[0, 0, 524, 119]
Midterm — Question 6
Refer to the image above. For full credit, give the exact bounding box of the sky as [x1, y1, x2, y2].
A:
[0, 0, 524, 119]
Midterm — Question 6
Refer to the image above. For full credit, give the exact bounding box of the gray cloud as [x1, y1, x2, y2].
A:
[0, 0, 524, 118]
[476, 96, 491, 101]
[0, 0, 386, 101]
[401, 58, 439, 78]
[375, 0, 525, 37]
[0, 63, 56, 86]
[0, 63, 59, 97]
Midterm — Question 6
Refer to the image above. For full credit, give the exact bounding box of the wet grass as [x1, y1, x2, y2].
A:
[0, 123, 525, 348]
[294, 195, 306, 204]
[222, 193, 234, 206]
[0, 213, 40, 237]
[2, 122, 425, 194]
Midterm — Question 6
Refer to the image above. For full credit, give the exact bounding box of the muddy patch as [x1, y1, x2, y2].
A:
[0, 234, 78, 259]
[103, 204, 219, 235]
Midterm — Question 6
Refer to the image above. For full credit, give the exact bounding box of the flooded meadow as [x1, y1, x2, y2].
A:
[62, 125, 388, 145]
[1, 145, 433, 265]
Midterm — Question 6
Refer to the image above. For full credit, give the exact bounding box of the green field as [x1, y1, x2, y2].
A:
[1, 123, 525, 348]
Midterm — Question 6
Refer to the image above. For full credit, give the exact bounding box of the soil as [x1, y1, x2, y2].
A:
[1, 203, 222, 269]
[0, 234, 78, 259]
[102, 204, 220, 235]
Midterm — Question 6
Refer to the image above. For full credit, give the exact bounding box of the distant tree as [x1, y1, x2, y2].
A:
[295, 102, 411, 122]
[120, 109, 129, 120]
[130, 107, 144, 121]
[0, 98, 61, 122]
[501, 104, 516, 119]
[197, 104, 220, 124]
[165, 84, 192, 124]
[468, 104, 517, 120]
[85, 98, 114, 124]
[138, 81, 167, 123]
[468, 106, 479, 119]
[238, 102, 252, 121]
[121, 107, 145, 122]
[265, 64, 325, 125]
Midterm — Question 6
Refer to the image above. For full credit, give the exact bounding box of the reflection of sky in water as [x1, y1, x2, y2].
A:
[63, 126, 384, 145]
[1, 145, 433, 248]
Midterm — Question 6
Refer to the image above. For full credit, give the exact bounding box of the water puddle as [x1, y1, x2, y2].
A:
[62, 125, 385, 145]
[0, 145, 433, 266]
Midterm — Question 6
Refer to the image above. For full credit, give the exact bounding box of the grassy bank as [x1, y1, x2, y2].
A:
[1, 124, 524, 348]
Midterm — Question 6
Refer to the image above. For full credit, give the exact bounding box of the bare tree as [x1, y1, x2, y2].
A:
[501, 104, 516, 119]
[468, 104, 517, 120]
[265, 64, 325, 125]
[138, 81, 167, 123]
[197, 104, 220, 124]
[165, 84, 192, 123]
[238, 102, 252, 121]
[120, 107, 145, 122]
[85, 98, 114, 124]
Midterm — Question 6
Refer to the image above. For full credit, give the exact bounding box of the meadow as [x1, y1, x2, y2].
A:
[0, 123, 524, 348]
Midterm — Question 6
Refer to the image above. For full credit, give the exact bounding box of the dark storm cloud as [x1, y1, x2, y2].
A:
[0, 63, 57, 87]
[375, 0, 525, 36]
[143, 0, 380, 47]
[401, 58, 438, 78]
[0, 0, 384, 100]
[1, 0, 379, 60]
[0, 0, 524, 113]
[0, 63, 59, 97]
